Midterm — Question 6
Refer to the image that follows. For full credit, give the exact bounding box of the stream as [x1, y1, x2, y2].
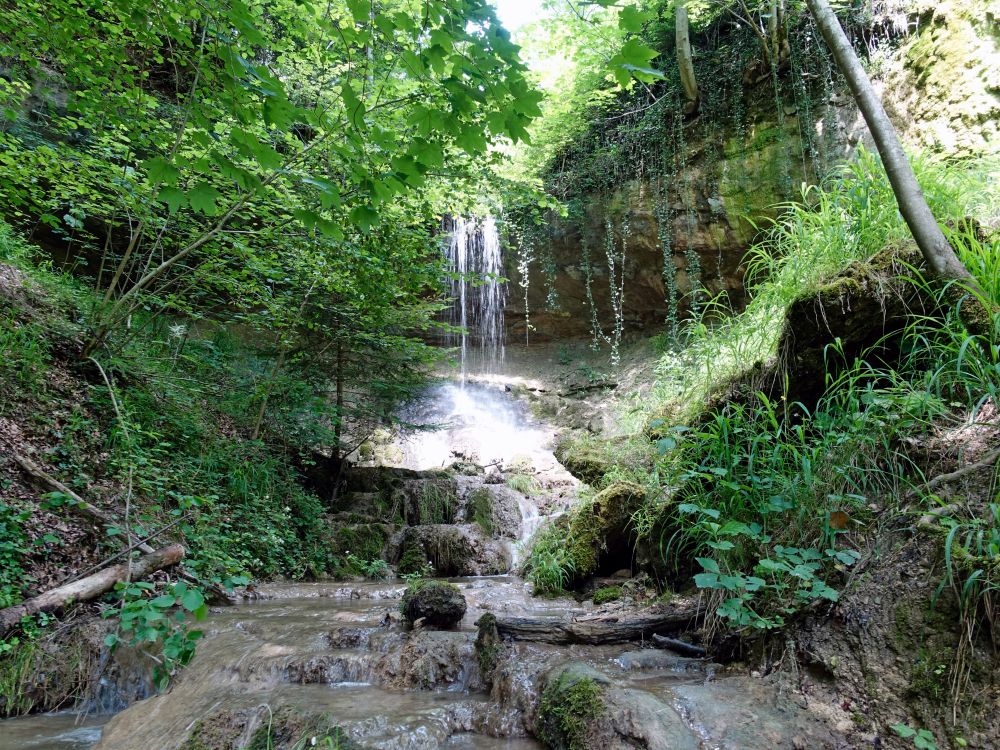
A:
[0, 380, 843, 749]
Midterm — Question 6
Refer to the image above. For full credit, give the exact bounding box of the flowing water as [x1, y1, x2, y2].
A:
[443, 216, 506, 380]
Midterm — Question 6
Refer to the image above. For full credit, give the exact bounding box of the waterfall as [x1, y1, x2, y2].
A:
[444, 216, 506, 378]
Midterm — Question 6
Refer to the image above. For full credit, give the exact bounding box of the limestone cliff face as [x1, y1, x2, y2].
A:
[505, 1, 1000, 344]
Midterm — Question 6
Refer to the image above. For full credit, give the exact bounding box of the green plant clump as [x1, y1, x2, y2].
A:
[592, 586, 622, 605]
[536, 668, 606, 750]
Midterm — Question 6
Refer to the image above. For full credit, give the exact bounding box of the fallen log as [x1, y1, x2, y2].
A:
[0, 544, 185, 634]
[493, 599, 701, 645]
[651, 633, 707, 657]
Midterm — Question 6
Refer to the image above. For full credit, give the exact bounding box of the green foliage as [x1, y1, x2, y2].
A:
[592, 585, 621, 605]
[397, 543, 433, 577]
[536, 670, 605, 750]
[344, 553, 391, 580]
[524, 524, 577, 595]
[645, 148, 1000, 424]
[103, 579, 209, 690]
[506, 473, 540, 495]
[0, 503, 31, 609]
[891, 724, 938, 750]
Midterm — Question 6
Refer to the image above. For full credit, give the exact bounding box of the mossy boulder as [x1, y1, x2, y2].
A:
[562, 482, 647, 585]
[536, 662, 699, 750]
[395, 524, 511, 577]
[554, 434, 611, 485]
[331, 523, 391, 562]
[535, 664, 609, 750]
[399, 581, 467, 629]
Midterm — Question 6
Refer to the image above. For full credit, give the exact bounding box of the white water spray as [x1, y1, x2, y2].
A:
[444, 216, 506, 378]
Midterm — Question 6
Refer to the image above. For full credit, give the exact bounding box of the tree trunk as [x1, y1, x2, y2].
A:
[491, 600, 700, 645]
[676, 0, 699, 114]
[0, 544, 185, 634]
[804, 0, 977, 286]
[12, 452, 156, 554]
[334, 340, 345, 460]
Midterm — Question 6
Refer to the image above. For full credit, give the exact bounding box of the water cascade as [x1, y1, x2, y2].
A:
[444, 216, 506, 379]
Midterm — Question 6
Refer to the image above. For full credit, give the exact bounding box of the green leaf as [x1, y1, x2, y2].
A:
[158, 186, 187, 214]
[349, 205, 379, 232]
[180, 589, 205, 613]
[150, 594, 177, 609]
[695, 557, 720, 574]
[693, 572, 720, 589]
[618, 6, 651, 33]
[144, 157, 180, 186]
[891, 725, 917, 739]
[188, 183, 222, 215]
[341, 83, 365, 130]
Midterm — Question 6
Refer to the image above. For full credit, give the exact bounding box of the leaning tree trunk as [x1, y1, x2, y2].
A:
[805, 0, 978, 287]
[676, 0, 699, 114]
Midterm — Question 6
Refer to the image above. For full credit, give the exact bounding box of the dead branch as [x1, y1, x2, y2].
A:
[0, 544, 185, 634]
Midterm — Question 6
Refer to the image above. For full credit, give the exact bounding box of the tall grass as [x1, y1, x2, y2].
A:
[640, 147, 1000, 424]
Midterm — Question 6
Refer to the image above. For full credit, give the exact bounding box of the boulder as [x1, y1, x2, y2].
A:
[395, 524, 511, 577]
[535, 662, 699, 750]
[461, 483, 523, 539]
[560, 482, 647, 584]
[399, 581, 467, 629]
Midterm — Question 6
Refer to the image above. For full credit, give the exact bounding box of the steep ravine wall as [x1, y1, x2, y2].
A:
[506, 1, 1000, 343]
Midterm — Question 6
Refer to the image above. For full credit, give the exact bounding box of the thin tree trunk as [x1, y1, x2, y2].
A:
[11, 452, 154, 552]
[805, 0, 978, 286]
[334, 340, 346, 459]
[676, 0, 699, 113]
[0, 544, 185, 634]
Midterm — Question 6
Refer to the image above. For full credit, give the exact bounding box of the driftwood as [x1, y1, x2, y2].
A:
[0, 544, 185, 634]
[651, 633, 707, 657]
[493, 600, 701, 645]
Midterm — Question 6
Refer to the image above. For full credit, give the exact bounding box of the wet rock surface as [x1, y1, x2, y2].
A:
[400, 582, 468, 630]
[394, 524, 512, 577]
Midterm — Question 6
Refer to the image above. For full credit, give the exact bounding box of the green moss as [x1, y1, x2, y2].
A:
[466, 487, 495, 535]
[475, 613, 502, 678]
[506, 473, 540, 496]
[536, 667, 606, 750]
[397, 542, 431, 576]
[562, 482, 646, 582]
[554, 434, 611, 485]
[333, 524, 390, 562]
[592, 586, 621, 605]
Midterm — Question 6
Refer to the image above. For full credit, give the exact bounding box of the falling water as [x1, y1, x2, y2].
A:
[444, 216, 506, 379]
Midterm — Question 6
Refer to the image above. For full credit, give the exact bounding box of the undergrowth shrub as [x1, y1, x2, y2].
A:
[523, 523, 577, 595]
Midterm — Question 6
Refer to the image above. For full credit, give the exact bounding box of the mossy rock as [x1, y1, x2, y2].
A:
[592, 585, 622, 605]
[332, 523, 391, 561]
[399, 580, 467, 629]
[465, 487, 495, 535]
[535, 663, 609, 750]
[554, 434, 611, 485]
[563, 482, 647, 584]
[395, 524, 510, 577]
